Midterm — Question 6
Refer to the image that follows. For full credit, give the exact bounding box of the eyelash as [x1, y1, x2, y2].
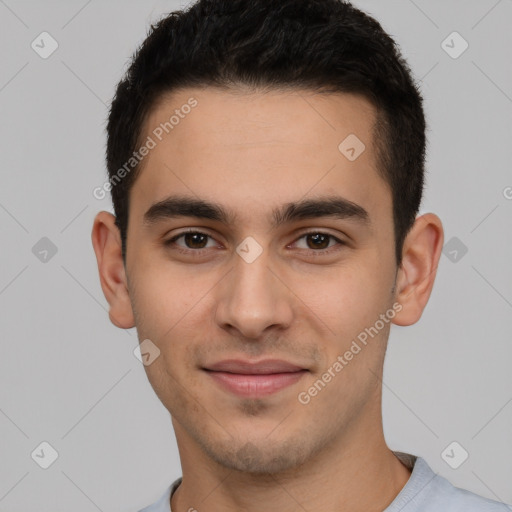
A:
[163, 229, 346, 257]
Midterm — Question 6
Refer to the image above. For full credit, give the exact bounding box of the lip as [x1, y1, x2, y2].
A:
[203, 359, 308, 398]
[204, 359, 306, 374]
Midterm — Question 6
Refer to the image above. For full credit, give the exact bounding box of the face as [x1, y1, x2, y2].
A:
[119, 87, 401, 473]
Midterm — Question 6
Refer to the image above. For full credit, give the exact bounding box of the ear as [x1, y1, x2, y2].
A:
[91, 211, 135, 329]
[392, 213, 444, 326]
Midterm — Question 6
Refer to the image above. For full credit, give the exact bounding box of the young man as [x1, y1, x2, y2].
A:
[91, 1, 509, 511]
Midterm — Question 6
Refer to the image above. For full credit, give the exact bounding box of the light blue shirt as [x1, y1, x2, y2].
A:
[138, 451, 511, 512]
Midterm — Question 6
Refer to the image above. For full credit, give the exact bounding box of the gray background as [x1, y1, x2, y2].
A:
[0, 0, 511, 510]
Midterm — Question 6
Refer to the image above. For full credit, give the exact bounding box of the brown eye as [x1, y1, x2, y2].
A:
[182, 232, 209, 249]
[292, 231, 344, 253]
[305, 233, 330, 250]
[164, 230, 216, 251]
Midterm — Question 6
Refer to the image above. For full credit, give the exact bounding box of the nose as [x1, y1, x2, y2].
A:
[214, 243, 294, 340]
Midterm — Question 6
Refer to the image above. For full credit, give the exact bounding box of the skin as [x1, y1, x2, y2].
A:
[92, 87, 444, 512]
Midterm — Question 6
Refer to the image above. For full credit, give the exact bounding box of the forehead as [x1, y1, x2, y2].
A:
[130, 86, 390, 228]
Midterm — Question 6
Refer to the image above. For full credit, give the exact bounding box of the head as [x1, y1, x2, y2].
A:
[92, 0, 443, 475]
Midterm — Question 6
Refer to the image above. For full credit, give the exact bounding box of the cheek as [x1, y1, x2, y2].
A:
[292, 259, 393, 353]
[138, 316, 199, 409]
[131, 265, 200, 329]
[131, 262, 216, 349]
[292, 263, 374, 330]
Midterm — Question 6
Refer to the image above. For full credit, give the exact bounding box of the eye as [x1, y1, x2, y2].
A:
[164, 230, 218, 253]
[291, 231, 345, 254]
[163, 229, 346, 257]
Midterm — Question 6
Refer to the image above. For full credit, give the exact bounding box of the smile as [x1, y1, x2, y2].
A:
[204, 369, 308, 398]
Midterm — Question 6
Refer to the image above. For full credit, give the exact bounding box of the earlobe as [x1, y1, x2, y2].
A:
[392, 213, 444, 327]
[91, 211, 135, 329]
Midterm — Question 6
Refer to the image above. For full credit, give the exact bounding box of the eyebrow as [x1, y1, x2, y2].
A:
[143, 194, 372, 230]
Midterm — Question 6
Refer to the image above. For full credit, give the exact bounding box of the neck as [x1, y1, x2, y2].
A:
[170, 412, 412, 512]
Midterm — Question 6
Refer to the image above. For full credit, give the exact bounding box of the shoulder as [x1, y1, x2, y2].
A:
[137, 477, 181, 512]
[393, 453, 511, 512]
[137, 484, 171, 512]
[424, 473, 511, 512]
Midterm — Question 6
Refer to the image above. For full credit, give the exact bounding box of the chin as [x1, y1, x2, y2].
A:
[201, 436, 311, 475]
